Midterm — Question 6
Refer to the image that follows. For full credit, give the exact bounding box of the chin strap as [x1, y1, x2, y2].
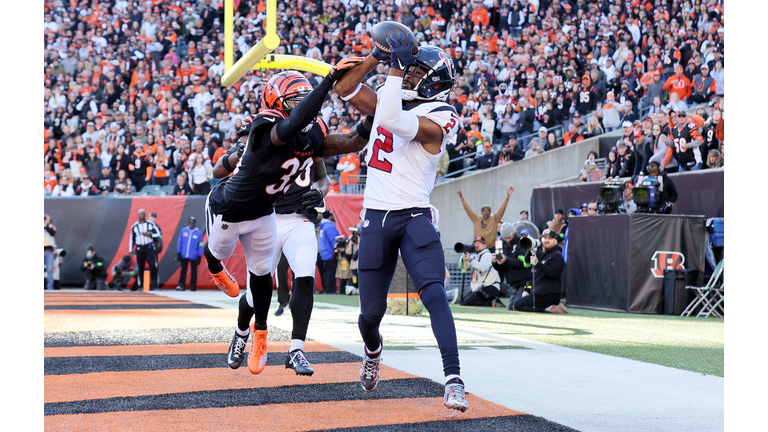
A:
[401, 89, 417, 101]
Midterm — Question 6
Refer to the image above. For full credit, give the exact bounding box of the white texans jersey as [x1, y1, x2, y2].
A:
[363, 93, 459, 211]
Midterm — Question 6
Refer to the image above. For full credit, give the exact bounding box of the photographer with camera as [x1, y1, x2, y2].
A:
[335, 227, 360, 295]
[110, 255, 138, 291]
[511, 229, 568, 314]
[81, 244, 107, 291]
[493, 225, 534, 309]
[460, 236, 504, 307]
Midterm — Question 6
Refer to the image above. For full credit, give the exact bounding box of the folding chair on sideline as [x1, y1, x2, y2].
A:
[681, 259, 724, 318]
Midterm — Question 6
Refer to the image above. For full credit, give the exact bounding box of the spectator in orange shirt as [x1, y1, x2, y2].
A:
[470, 3, 490, 28]
[562, 123, 584, 146]
[328, 174, 341, 194]
[663, 65, 692, 103]
[336, 152, 360, 194]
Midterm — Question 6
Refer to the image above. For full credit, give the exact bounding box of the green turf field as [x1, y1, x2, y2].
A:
[312, 293, 724, 377]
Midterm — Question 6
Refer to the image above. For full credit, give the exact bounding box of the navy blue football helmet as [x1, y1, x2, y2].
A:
[402, 46, 456, 102]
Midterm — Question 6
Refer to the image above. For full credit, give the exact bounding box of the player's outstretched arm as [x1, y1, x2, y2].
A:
[334, 56, 381, 117]
[270, 58, 364, 146]
[321, 115, 374, 157]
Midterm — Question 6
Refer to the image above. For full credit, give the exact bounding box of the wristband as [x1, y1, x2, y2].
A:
[221, 154, 235, 173]
[356, 116, 373, 140]
[339, 83, 363, 101]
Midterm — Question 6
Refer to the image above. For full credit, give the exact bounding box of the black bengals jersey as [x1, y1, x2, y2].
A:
[273, 121, 326, 218]
[701, 121, 719, 153]
[669, 121, 703, 168]
[207, 110, 329, 222]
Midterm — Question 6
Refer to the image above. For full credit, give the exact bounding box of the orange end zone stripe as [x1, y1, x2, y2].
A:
[45, 309, 239, 333]
[46, 301, 194, 306]
[386, 293, 421, 298]
[44, 295, 187, 303]
[45, 362, 417, 403]
[45, 341, 341, 358]
[45, 396, 524, 431]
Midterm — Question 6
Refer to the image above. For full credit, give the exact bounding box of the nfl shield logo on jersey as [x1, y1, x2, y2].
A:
[363, 219, 369, 228]
[222, 224, 229, 230]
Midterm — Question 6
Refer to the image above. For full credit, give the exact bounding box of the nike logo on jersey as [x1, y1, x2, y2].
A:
[264, 117, 276, 122]
[411, 213, 423, 217]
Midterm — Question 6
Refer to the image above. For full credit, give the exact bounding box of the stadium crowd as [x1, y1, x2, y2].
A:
[44, 0, 725, 196]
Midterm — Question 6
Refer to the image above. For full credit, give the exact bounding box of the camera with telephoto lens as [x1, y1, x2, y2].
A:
[55, 248, 66, 258]
[519, 236, 542, 251]
[453, 242, 476, 254]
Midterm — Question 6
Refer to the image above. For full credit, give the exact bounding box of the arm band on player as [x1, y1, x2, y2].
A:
[339, 83, 363, 101]
[221, 154, 235, 173]
[377, 76, 419, 141]
[275, 76, 335, 143]
[356, 115, 373, 140]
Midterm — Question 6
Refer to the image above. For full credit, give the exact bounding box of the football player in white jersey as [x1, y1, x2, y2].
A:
[334, 33, 468, 413]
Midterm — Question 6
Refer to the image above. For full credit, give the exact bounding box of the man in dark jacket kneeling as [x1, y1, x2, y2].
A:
[511, 229, 568, 313]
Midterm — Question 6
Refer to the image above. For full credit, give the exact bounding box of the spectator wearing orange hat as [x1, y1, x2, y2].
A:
[475, 141, 498, 171]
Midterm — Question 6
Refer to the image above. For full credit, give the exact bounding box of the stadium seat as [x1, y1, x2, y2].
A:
[681, 259, 724, 318]
[143, 185, 162, 194]
[147, 190, 167, 196]
[133, 191, 149, 196]
[161, 185, 176, 195]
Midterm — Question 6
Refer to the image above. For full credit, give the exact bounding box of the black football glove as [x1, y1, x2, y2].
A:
[235, 142, 246, 158]
[301, 188, 324, 210]
[306, 208, 318, 221]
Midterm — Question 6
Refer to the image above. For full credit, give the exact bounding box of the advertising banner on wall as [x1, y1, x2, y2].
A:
[565, 214, 706, 313]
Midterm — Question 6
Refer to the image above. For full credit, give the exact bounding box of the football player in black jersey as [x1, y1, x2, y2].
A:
[210, 62, 376, 376]
[204, 59, 369, 375]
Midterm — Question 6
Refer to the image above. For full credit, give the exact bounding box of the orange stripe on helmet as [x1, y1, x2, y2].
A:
[262, 71, 312, 111]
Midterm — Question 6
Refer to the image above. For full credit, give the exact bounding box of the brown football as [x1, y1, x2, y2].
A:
[371, 21, 418, 55]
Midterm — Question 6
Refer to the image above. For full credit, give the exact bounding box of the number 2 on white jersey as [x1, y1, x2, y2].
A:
[368, 126, 394, 173]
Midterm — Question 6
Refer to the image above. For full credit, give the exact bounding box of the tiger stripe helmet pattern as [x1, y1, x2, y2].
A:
[261, 71, 313, 113]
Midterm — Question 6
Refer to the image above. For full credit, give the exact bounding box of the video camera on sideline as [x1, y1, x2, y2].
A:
[634, 177, 671, 214]
[597, 180, 624, 214]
